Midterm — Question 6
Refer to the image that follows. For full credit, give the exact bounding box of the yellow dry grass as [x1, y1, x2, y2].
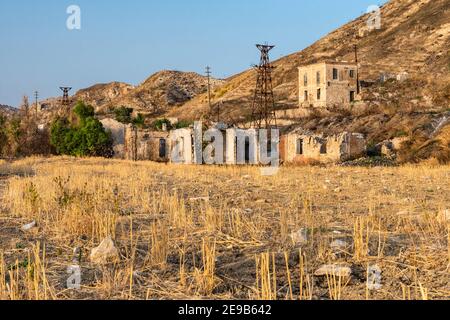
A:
[0, 156, 449, 300]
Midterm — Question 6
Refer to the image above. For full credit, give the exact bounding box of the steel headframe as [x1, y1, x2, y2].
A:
[59, 87, 72, 106]
[251, 44, 277, 129]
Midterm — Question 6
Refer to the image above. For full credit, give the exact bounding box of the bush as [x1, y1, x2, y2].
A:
[114, 106, 134, 124]
[132, 113, 145, 128]
[153, 119, 172, 131]
[50, 101, 113, 157]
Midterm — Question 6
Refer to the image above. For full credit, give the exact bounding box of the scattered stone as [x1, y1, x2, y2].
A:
[21, 221, 37, 232]
[244, 208, 253, 214]
[290, 228, 308, 246]
[330, 240, 349, 250]
[314, 265, 352, 278]
[334, 187, 342, 193]
[90, 236, 119, 265]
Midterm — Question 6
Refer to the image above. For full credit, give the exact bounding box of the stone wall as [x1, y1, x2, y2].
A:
[281, 132, 366, 164]
[100, 118, 126, 159]
[124, 125, 170, 162]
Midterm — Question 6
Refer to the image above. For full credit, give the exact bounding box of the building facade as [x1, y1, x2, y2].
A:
[299, 62, 359, 108]
[280, 131, 366, 164]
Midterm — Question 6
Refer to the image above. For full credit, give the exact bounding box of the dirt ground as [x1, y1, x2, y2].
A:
[0, 157, 449, 300]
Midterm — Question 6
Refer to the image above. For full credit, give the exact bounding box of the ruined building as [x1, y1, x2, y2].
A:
[298, 62, 359, 108]
[280, 130, 366, 164]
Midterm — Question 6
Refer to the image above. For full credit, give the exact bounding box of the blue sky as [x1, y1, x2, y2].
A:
[0, 0, 388, 107]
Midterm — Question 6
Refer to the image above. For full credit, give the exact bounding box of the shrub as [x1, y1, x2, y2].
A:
[153, 119, 172, 131]
[114, 106, 134, 124]
[50, 101, 113, 157]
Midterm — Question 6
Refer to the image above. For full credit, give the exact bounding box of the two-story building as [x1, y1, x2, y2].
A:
[298, 62, 359, 108]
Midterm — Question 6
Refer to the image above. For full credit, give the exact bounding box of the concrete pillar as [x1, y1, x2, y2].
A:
[193, 122, 203, 165]
[225, 129, 236, 165]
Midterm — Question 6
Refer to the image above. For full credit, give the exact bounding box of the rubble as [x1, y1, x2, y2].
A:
[90, 236, 120, 265]
[314, 265, 352, 278]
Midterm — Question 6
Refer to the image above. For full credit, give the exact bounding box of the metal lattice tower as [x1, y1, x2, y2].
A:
[205, 66, 212, 112]
[59, 87, 72, 106]
[251, 44, 277, 129]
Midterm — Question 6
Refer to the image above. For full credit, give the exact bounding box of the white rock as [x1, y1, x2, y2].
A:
[290, 228, 308, 246]
[330, 240, 348, 250]
[21, 221, 37, 231]
[90, 236, 119, 265]
[314, 265, 352, 278]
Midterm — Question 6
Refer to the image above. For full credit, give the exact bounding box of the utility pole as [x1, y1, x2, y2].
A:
[217, 99, 223, 123]
[354, 44, 360, 94]
[34, 91, 39, 118]
[205, 66, 212, 113]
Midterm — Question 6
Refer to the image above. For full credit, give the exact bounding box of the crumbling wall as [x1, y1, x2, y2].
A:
[124, 125, 170, 162]
[100, 118, 126, 159]
[281, 132, 366, 163]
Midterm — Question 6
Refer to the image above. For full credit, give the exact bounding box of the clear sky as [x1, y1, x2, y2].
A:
[0, 0, 388, 107]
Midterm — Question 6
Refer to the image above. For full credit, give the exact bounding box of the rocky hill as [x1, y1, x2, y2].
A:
[170, 0, 449, 122]
[74, 82, 135, 110]
[0, 105, 18, 117]
[37, 70, 224, 119]
[104, 70, 224, 116]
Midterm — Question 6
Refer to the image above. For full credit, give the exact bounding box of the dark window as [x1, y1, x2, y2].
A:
[317, 88, 321, 100]
[350, 91, 355, 102]
[159, 139, 166, 158]
[333, 68, 338, 80]
[296, 139, 304, 155]
[320, 143, 327, 154]
[304, 74, 308, 86]
[245, 137, 250, 163]
[349, 70, 355, 78]
[316, 71, 321, 85]
[304, 90, 308, 101]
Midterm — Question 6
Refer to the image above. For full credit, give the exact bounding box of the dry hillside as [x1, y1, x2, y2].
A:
[171, 0, 449, 121]
[37, 71, 224, 120]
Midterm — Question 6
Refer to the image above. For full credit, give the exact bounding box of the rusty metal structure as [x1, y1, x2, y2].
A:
[59, 87, 72, 106]
[251, 44, 277, 129]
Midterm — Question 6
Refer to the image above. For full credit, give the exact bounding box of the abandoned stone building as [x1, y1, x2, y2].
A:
[298, 61, 359, 108]
[121, 123, 279, 166]
[280, 130, 366, 164]
[124, 125, 171, 162]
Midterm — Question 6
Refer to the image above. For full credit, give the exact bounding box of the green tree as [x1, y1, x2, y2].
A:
[50, 101, 113, 157]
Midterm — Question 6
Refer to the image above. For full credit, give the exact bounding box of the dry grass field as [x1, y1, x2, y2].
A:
[0, 157, 449, 300]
